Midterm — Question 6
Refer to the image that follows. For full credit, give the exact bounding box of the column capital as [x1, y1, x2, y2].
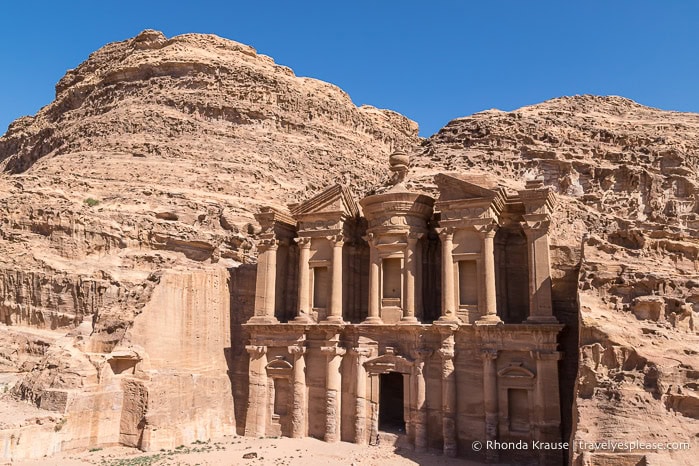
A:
[246, 345, 267, 357]
[481, 348, 499, 361]
[327, 234, 344, 246]
[288, 345, 307, 356]
[320, 346, 347, 357]
[406, 232, 424, 244]
[258, 238, 279, 253]
[435, 227, 455, 240]
[474, 222, 499, 238]
[521, 214, 551, 236]
[295, 236, 312, 248]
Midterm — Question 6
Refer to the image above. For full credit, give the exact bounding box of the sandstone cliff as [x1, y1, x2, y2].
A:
[0, 30, 418, 458]
[419, 96, 699, 464]
[0, 29, 697, 465]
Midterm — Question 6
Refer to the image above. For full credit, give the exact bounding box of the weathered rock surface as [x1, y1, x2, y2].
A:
[0, 28, 697, 464]
[0, 30, 417, 459]
[419, 96, 699, 464]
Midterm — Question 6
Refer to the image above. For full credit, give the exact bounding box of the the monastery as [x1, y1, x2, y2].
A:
[243, 152, 564, 463]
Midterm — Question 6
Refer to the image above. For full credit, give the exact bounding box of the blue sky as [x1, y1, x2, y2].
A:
[0, 1, 697, 137]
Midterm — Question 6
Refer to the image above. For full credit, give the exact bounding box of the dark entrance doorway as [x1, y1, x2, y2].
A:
[379, 372, 405, 432]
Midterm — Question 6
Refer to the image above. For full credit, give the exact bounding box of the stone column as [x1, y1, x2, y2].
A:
[288, 345, 307, 438]
[245, 345, 268, 437]
[321, 345, 346, 442]
[249, 239, 280, 324]
[438, 336, 457, 457]
[531, 350, 562, 464]
[363, 234, 383, 324]
[401, 233, 421, 323]
[412, 349, 431, 453]
[476, 224, 501, 324]
[522, 216, 558, 323]
[294, 237, 313, 323]
[481, 349, 499, 463]
[437, 228, 458, 322]
[326, 235, 345, 323]
[351, 348, 372, 444]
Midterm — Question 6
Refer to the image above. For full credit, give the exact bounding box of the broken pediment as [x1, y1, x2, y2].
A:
[254, 206, 296, 238]
[290, 184, 360, 220]
[435, 173, 505, 202]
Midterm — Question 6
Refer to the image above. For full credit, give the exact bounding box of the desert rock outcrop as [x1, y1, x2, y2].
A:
[0, 28, 697, 465]
[0, 29, 417, 458]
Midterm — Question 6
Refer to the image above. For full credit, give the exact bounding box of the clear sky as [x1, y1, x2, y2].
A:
[1, 1, 697, 137]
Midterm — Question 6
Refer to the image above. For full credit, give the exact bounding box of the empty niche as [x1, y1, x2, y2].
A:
[382, 258, 402, 300]
[313, 267, 329, 309]
[109, 357, 138, 375]
[458, 260, 478, 306]
[273, 378, 290, 417]
[508, 388, 530, 433]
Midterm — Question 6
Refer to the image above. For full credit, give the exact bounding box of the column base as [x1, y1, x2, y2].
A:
[246, 315, 279, 325]
[293, 313, 314, 324]
[475, 314, 502, 325]
[398, 315, 419, 325]
[361, 316, 384, 325]
[525, 315, 559, 324]
[435, 315, 460, 325]
[322, 315, 345, 324]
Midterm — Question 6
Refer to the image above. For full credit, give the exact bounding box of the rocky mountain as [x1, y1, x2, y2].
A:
[0, 30, 697, 464]
[418, 96, 699, 464]
[0, 30, 417, 457]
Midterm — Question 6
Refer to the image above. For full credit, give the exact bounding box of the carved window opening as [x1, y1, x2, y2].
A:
[312, 267, 329, 309]
[507, 388, 530, 433]
[458, 260, 478, 306]
[382, 258, 402, 304]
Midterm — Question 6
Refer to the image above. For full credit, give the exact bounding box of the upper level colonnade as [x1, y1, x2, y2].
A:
[246, 152, 558, 327]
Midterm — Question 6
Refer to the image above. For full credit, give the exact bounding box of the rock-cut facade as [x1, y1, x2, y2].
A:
[244, 153, 564, 464]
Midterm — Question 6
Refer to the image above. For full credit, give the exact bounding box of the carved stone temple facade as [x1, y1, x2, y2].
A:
[244, 153, 564, 463]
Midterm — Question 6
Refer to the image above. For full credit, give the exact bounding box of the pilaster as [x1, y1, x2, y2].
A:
[522, 215, 557, 323]
[351, 347, 373, 444]
[245, 345, 268, 437]
[288, 345, 307, 438]
[475, 223, 501, 324]
[481, 348, 499, 463]
[321, 345, 346, 442]
[438, 336, 457, 457]
[249, 239, 281, 324]
[437, 227, 458, 323]
[363, 233, 383, 324]
[294, 237, 313, 323]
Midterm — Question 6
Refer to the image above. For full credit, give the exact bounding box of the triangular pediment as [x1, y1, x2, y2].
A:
[435, 173, 503, 202]
[290, 184, 359, 219]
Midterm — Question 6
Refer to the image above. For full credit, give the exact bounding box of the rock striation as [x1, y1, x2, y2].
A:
[418, 95, 699, 464]
[0, 30, 417, 459]
[0, 29, 697, 465]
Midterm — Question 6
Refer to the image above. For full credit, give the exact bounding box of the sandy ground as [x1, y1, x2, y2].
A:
[9, 433, 493, 466]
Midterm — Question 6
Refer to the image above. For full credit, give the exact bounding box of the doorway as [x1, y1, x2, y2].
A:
[379, 372, 405, 432]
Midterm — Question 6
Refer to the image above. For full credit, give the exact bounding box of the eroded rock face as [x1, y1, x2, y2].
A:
[0, 28, 697, 464]
[0, 29, 418, 458]
[419, 96, 699, 464]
